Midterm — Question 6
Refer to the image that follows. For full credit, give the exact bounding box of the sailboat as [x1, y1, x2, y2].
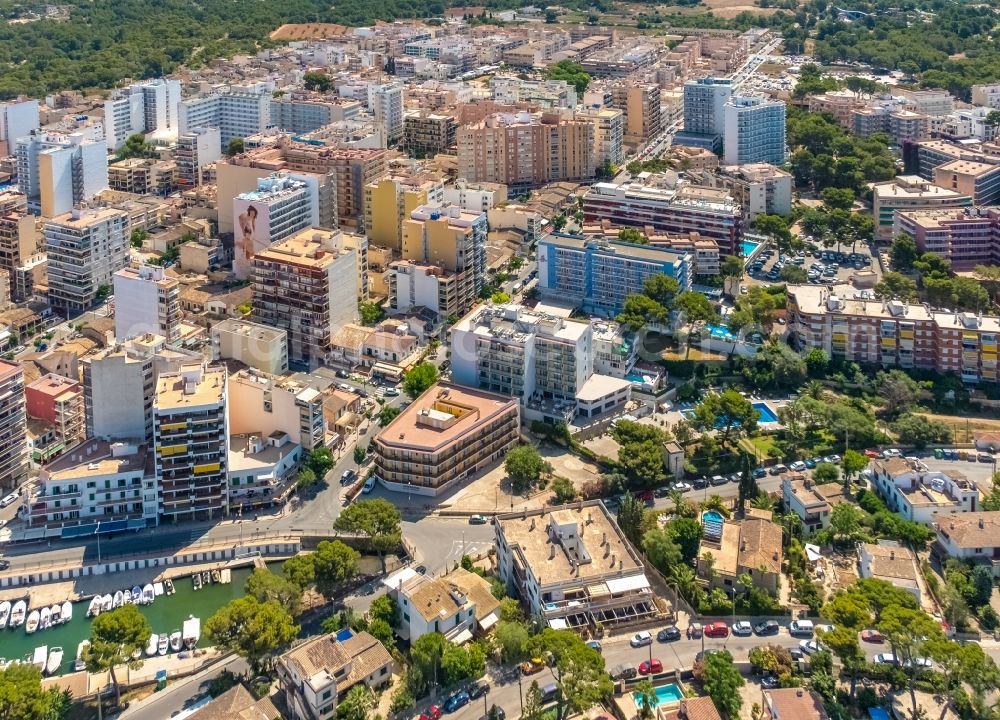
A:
[0, 600, 10, 629]
[157, 634, 169, 655]
[10, 600, 26, 628]
[45, 647, 63, 675]
[75, 640, 90, 672]
[142, 584, 155, 605]
[61, 601, 72, 624]
[169, 631, 182, 652]
[38, 606, 51, 630]
[145, 633, 159, 657]
[25, 609, 39, 634]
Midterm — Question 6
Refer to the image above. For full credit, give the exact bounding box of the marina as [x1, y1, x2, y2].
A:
[0, 564, 254, 676]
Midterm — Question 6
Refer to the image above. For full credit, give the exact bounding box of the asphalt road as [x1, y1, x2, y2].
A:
[118, 655, 249, 720]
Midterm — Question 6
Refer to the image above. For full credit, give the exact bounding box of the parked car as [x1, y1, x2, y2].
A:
[630, 631, 653, 647]
[789, 647, 804, 661]
[761, 675, 781, 689]
[0, 492, 17, 508]
[732, 621, 753, 636]
[425, 706, 443, 720]
[540, 684, 559, 704]
[882, 448, 902, 459]
[979, 452, 995, 463]
[638, 659, 663, 675]
[803, 458, 817, 469]
[521, 658, 545, 675]
[768, 464, 788, 476]
[657, 627, 681, 642]
[444, 692, 471, 713]
[710, 475, 728, 486]
[873, 653, 898, 665]
[904, 657, 933, 670]
[585, 640, 602, 652]
[384, 388, 400, 397]
[335, 369, 350, 378]
[789, 461, 807, 472]
[752, 467, 767, 478]
[704, 622, 729, 638]
[610, 664, 637, 680]
[341, 469, 357, 485]
[861, 628, 884, 643]
[362, 478, 376, 494]
[469, 514, 488, 525]
[754, 620, 780, 636]
[727, 473, 742, 484]
[864, 449, 881, 458]
[0, 559, 9, 570]
[799, 640, 823, 654]
[789, 620, 814, 636]
[671, 482, 693, 493]
[693, 478, 710, 489]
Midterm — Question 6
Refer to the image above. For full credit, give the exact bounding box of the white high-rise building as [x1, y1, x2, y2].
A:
[368, 84, 404, 144]
[15, 131, 109, 217]
[176, 127, 222, 187]
[44, 207, 128, 312]
[103, 78, 182, 150]
[0, 98, 40, 154]
[723, 95, 787, 166]
[178, 86, 271, 149]
[113, 263, 181, 342]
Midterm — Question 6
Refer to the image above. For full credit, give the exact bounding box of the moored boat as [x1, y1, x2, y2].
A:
[100, 594, 113, 612]
[142, 584, 154, 605]
[211, 569, 221, 583]
[182, 616, 200, 649]
[157, 634, 169, 655]
[201, 571, 211, 585]
[112, 591, 124, 608]
[131, 586, 142, 604]
[219, 569, 232, 584]
[61, 601, 72, 624]
[45, 647, 63, 675]
[153, 581, 164, 597]
[74, 640, 90, 672]
[38, 607, 51, 630]
[25, 609, 39, 634]
[169, 631, 182, 652]
[49, 603, 61, 625]
[31, 646, 47, 670]
[192, 573, 202, 591]
[0, 600, 10, 629]
[164, 579, 175, 595]
[145, 633, 158, 657]
[10, 600, 26, 628]
[87, 596, 102, 617]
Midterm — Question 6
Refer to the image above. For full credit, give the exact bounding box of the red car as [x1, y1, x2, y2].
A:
[704, 622, 729, 638]
[420, 706, 443, 720]
[861, 628, 884, 644]
[638, 658, 663, 674]
[864, 449, 881, 458]
[636, 490, 655, 504]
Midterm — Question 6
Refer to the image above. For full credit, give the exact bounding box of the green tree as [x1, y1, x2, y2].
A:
[378, 405, 401, 426]
[353, 445, 366, 467]
[245, 567, 302, 616]
[813, 462, 840, 485]
[893, 414, 951, 449]
[551, 476, 577, 503]
[875, 369, 930, 418]
[970, 565, 994, 608]
[877, 605, 944, 718]
[804, 348, 829, 378]
[523, 681, 545, 720]
[0, 664, 70, 720]
[643, 273, 680, 307]
[890, 234, 919, 271]
[751, 214, 792, 247]
[545, 60, 591, 93]
[692, 389, 757, 445]
[720, 255, 744, 279]
[820, 186, 856, 211]
[779, 265, 808, 283]
[282, 553, 316, 590]
[303, 71, 332, 91]
[616, 294, 667, 330]
[83, 605, 152, 709]
[409, 632, 447, 696]
[737, 453, 758, 511]
[296, 466, 317, 490]
[205, 596, 298, 675]
[337, 684, 375, 720]
[675, 291, 717, 324]
[491, 291, 511, 304]
[496, 620, 530, 662]
[829, 503, 862, 544]
[504, 445, 552, 493]
[841, 449, 867, 489]
[441, 642, 486, 685]
[702, 650, 744, 717]
[618, 227, 649, 245]
[312, 540, 361, 597]
[527, 629, 613, 719]
[617, 492, 646, 547]
[643, 528, 683, 576]
[333, 500, 401, 569]
[669, 517, 703, 564]
[118, 133, 157, 160]
[226, 138, 244, 156]
[129, 227, 149, 248]
[635, 679, 657, 720]
[874, 271, 917, 301]
[403, 362, 439, 398]
[306, 447, 334, 478]
[618, 441, 667, 488]
[359, 301, 385, 326]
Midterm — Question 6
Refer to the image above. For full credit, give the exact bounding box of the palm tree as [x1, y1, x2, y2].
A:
[803, 380, 825, 400]
[702, 494, 729, 518]
[635, 679, 657, 720]
[752, 493, 776, 511]
[667, 488, 685, 515]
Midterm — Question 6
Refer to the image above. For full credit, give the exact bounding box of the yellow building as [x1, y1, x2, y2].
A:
[363, 174, 444, 251]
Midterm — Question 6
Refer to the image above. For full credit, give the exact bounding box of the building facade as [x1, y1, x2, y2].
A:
[44, 207, 129, 312]
[210, 318, 288, 375]
[178, 86, 271, 149]
[0, 360, 28, 491]
[722, 95, 787, 166]
[113, 263, 181, 342]
[15, 131, 108, 217]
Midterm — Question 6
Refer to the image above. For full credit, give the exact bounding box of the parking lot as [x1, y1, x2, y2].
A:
[746, 244, 879, 288]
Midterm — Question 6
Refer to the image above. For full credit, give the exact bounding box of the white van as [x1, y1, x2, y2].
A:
[789, 620, 815, 637]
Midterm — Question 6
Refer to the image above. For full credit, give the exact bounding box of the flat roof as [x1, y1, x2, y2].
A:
[44, 439, 147, 481]
[155, 364, 225, 411]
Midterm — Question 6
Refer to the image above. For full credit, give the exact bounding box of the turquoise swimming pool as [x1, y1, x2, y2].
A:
[634, 683, 684, 708]
[742, 240, 760, 257]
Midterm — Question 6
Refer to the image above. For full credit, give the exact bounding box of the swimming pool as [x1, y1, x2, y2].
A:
[681, 402, 778, 425]
[703, 510, 724, 523]
[741, 240, 760, 258]
[634, 683, 684, 708]
[705, 324, 738, 342]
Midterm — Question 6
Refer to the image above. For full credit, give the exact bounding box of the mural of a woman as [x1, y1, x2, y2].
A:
[237, 205, 258, 261]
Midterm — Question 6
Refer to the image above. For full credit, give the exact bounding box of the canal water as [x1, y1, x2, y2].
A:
[0, 565, 266, 675]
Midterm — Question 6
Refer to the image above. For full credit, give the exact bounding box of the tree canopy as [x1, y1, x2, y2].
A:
[402, 362, 439, 398]
[204, 596, 298, 674]
[545, 60, 591, 93]
[0, 664, 70, 720]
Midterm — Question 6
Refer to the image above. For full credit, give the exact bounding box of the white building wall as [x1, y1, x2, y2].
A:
[0, 99, 40, 151]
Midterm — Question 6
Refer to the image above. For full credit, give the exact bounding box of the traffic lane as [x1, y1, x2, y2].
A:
[121, 656, 249, 720]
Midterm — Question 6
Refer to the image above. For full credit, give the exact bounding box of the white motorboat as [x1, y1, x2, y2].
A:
[131, 647, 142, 660]
[10, 600, 26, 628]
[100, 594, 113, 612]
[112, 591, 124, 608]
[182, 616, 200, 648]
[153, 581, 164, 597]
[46, 647, 63, 675]
[61, 601, 72, 624]
[49, 603, 61, 625]
[131, 586, 142, 603]
[38, 607, 51, 630]
[211, 569, 221, 584]
[145, 633, 159, 657]
[192, 573, 201, 591]
[0, 600, 10, 629]
[219, 569, 232, 584]
[201, 571, 211, 586]
[74, 640, 90, 672]
[157, 634, 169, 655]
[87, 596, 102, 617]
[142, 584, 155, 605]
[169, 631, 182, 652]
[31, 646, 47, 671]
[164, 579, 175, 595]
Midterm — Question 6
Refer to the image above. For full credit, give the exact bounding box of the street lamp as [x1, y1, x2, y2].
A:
[96, 520, 102, 564]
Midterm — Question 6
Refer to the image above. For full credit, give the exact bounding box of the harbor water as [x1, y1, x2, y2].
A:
[0, 565, 266, 675]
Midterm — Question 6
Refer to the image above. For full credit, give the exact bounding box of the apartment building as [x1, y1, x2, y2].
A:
[722, 95, 787, 166]
[0, 191, 39, 294]
[403, 112, 458, 155]
[0, 98, 39, 155]
[390, 567, 501, 643]
[271, 95, 362, 134]
[894, 207, 1000, 271]
[277, 631, 393, 720]
[84, 340, 156, 441]
[910, 139, 1000, 181]
[175, 127, 222, 187]
[441, 181, 507, 214]
[210, 318, 288, 375]
[178, 86, 271, 148]
[698, 164, 792, 219]
[229, 368, 325, 452]
[972, 83, 1000, 109]
[895, 87, 954, 116]
[583, 179, 742, 255]
[372, 382, 519, 496]
[25, 373, 84, 447]
[113, 263, 181, 342]
[870, 457, 978, 525]
[494, 501, 656, 629]
[537, 233, 692, 317]
[0, 360, 29, 491]
[932, 159, 1000, 206]
[363, 174, 444, 250]
[871, 175, 972, 241]
[103, 78, 182, 150]
[251, 228, 361, 370]
[491, 76, 578, 108]
[388, 260, 462, 320]
[367, 83, 405, 144]
[934, 512, 1000, 575]
[234, 172, 320, 275]
[781, 473, 846, 534]
[107, 157, 177, 196]
[15, 131, 108, 216]
[807, 91, 865, 129]
[577, 107, 625, 169]
[591, 320, 638, 379]
[676, 77, 733, 151]
[456, 111, 595, 188]
[610, 83, 662, 147]
[44, 207, 129, 312]
[25, 439, 156, 530]
[450, 303, 632, 421]
[154, 363, 230, 522]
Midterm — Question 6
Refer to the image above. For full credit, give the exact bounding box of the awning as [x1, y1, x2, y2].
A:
[450, 628, 474, 645]
[548, 618, 569, 630]
[478, 611, 500, 632]
[805, 544, 822, 563]
[605, 575, 651, 594]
